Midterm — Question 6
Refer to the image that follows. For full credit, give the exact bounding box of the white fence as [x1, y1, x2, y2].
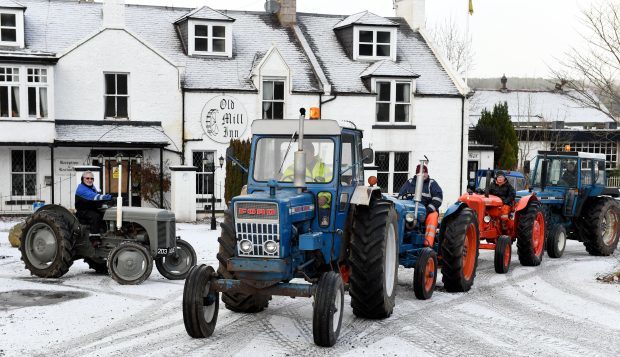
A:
[607, 177, 620, 187]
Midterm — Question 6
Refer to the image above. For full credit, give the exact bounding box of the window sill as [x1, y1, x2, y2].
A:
[190, 51, 230, 58]
[372, 125, 416, 130]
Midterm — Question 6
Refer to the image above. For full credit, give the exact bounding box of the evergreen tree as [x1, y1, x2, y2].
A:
[224, 139, 251, 204]
[474, 102, 518, 169]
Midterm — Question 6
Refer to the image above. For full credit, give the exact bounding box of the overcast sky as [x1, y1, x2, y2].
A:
[120, 0, 596, 79]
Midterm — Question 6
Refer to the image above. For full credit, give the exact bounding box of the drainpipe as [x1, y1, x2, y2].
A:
[181, 87, 186, 165]
[160, 147, 164, 208]
[50, 145, 55, 204]
[460, 96, 465, 193]
[319, 93, 337, 116]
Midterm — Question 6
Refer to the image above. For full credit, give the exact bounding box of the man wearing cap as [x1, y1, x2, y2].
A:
[398, 164, 443, 247]
[488, 170, 516, 228]
[75, 171, 112, 234]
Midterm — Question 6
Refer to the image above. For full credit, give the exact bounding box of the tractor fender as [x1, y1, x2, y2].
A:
[443, 201, 469, 222]
[37, 204, 82, 234]
[515, 194, 538, 213]
[350, 185, 383, 206]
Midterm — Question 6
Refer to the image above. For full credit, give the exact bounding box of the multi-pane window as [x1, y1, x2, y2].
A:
[0, 67, 19, 118]
[11, 150, 36, 196]
[550, 142, 617, 168]
[358, 29, 391, 57]
[262, 80, 285, 119]
[194, 24, 226, 53]
[375, 80, 411, 123]
[375, 151, 410, 193]
[104, 73, 128, 118]
[193, 151, 215, 195]
[27, 68, 48, 118]
[0, 13, 16, 43]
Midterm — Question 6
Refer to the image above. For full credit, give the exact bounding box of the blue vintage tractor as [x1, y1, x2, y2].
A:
[182, 110, 479, 346]
[519, 150, 620, 258]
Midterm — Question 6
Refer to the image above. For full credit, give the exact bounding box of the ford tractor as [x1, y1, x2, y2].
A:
[520, 150, 620, 258]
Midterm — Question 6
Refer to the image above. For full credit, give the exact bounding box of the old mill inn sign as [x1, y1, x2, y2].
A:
[200, 95, 249, 143]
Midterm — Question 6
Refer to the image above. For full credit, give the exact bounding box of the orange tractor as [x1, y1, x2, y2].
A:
[459, 175, 545, 273]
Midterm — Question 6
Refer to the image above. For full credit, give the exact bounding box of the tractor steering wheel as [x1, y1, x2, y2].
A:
[398, 192, 416, 200]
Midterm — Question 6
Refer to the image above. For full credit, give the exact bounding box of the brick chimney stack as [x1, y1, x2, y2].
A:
[394, 0, 425, 30]
[276, 0, 296, 27]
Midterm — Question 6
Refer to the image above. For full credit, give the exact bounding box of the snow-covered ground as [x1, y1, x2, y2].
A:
[1, 219, 619, 357]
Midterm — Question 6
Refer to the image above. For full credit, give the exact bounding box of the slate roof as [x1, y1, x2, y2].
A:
[174, 6, 235, 24]
[0, 0, 25, 9]
[333, 11, 398, 29]
[469, 90, 613, 127]
[298, 14, 460, 95]
[360, 59, 419, 78]
[55, 121, 170, 146]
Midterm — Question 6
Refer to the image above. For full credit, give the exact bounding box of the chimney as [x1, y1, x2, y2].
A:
[500, 74, 508, 92]
[276, 0, 296, 27]
[395, 0, 425, 30]
[102, 0, 125, 29]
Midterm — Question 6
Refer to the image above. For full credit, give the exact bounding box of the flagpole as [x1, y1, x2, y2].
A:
[465, 0, 471, 88]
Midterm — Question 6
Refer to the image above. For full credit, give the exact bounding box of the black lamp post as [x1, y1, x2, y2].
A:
[204, 155, 225, 230]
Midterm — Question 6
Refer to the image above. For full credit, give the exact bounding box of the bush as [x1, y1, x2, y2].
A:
[224, 139, 251, 204]
[8, 223, 23, 248]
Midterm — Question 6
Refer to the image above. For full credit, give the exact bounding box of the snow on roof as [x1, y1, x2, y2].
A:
[298, 14, 460, 95]
[469, 89, 613, 126]
[360, 59, 419, 78]
[174, 6, 235, 24]
[0, 0, 25, 9]
[55, 121, 170, 146]
[333, 11, 398, 29]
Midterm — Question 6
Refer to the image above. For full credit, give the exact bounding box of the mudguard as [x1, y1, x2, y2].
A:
[443, 201, 469, 222]
[515, 194, 538, 213]
[350, 186, 383, 206]
[37, 204, 82, 234]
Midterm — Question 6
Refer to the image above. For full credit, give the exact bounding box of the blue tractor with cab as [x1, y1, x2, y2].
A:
[519, 150, 620, 258]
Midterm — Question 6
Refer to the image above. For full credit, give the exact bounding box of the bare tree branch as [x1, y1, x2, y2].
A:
[428, 16, 474, 78]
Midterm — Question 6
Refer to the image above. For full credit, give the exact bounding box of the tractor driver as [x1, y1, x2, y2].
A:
[398, 164, 443, 247]
[75, 171, 112, 234]
[488, 171, 516, 228]
[560, 161, 578, 186]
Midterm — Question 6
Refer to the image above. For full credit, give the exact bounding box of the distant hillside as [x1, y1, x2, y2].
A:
[469, 77, 556, 90]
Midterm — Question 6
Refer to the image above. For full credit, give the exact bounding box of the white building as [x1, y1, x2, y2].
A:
[0, 0, 468, 214]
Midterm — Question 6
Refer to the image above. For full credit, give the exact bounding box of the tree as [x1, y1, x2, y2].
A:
[550, 0, 620, 121]
[428, 16, 474, 78]
[224, 139, 251, 204]
[474, 102, 519, 169]
[131, 160, 171, 209]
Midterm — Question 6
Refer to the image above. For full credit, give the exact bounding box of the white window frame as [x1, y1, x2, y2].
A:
[11, 149, 37, 198]
[353, 26, 397, 61]
[104, 72, 130, 119]
[261, 78, 286, 119]
[372, 78, 413, 125]
[26, 67, 48, 119]
[0, 66, 20, 118]
[0, 10, 23, 47]
[376, 151, 411, 194]
[188, 20, 232, 58]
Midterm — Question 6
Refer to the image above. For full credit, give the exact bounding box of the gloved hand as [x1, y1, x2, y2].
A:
[102, 194, 112, 201]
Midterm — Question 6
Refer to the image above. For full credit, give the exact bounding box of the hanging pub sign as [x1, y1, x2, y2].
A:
[200, 95, 249, 143]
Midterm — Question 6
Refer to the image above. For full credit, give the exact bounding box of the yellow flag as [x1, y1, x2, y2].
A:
[469, 0, 474, 15]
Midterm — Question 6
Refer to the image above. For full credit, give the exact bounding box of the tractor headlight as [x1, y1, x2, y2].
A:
[264, 240, 278, 254]
[405, 212, 415, 223]
[484, 215, 491, 223]
[239, 239, 253, 253]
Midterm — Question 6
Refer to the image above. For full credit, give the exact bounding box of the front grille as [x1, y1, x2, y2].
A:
[236, 222, 280, 257]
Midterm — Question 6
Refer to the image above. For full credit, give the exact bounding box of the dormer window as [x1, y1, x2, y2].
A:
[189, 21, 232, 57]
[354, 26, 397, 61]
[1, 13, 16, 42]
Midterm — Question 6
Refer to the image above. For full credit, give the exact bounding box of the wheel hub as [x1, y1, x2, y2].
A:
[26, 223, 58, 269]
[114, 249, 147, 280]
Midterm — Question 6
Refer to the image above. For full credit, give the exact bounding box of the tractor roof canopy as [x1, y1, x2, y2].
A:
[252, 119, 343, 136]
[537, 151, 605, 160]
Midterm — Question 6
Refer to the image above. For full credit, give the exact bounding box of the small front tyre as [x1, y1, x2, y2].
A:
[494, 235, 512, 274]
[413, 248, 437, 300]
[547, 224, 567, 259]
[156, 239, 197, 280]
[107, 242, 153, 285]
[183, 264, 220, 338]
[313, 271, 344, 347]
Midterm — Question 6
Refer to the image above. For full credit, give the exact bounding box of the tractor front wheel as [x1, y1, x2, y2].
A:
[312, 271, 344, 347]
[413, 247, 437, 300]
[440, 208, 480, 292]
[349, 200, 398, 318]
[156, 239, 197, 280]
[183, 264, 219, 338]
[516, 202, 545, 266]
[582, 199, 620, 256]
[547, 224, 567, 259]
[107, 242, 153, 285]
[494, 235, 512, 274]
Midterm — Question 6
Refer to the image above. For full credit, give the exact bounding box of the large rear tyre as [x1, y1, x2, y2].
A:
[494, 235, 512, 274]
[517, 202, 545, 266]
[582, 199, 620, 256]
[312, 271, 344, 347]
[19, 210, 75, 278]
[413, 247, 437, 300]
[84, 257, 108, 274]
[107, 242, 153, 285]
[216, 209, 270, 313]
[183, 264, 220, 338]
[156, 239, 197, 280]
[349, 200, 398, 318]
[547, 224, 567, 259]
[440, 207, 479, 292]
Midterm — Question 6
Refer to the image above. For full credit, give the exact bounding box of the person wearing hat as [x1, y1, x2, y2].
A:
[398, 164, 443, 247]
[488, 170, 516, 227]
[560, 160, 577, 186]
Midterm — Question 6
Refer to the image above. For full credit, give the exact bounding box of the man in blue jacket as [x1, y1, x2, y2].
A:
[398, 164, 443, 247]
[75, 171, 112, 234]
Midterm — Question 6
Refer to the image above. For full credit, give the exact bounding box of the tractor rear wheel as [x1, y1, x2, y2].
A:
[84, 257, 108, 274]
[183, 264, 219, 338]
[19, 210, 75, 278]
[216, 208, 271, 313]
[312, 271, 344, 347]
[582, 199, 620, 256]
[156, 239, 197, 280]
[494, 235, 512, 274]
[547, 224, 567, 259]
[349, 199, 398, 318]
[516, 202, 545, 266]
[440, 207, 479, 292]
[413, 247, 437, 300]
[107, 242, 153, 285]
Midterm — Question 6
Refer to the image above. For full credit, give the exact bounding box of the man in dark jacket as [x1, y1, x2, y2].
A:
[398, 164, 443, 247]
[488, 171, 515, 228]
[75, 171, 112, 234]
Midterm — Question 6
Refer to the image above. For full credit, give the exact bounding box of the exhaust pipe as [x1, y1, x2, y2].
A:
[294, 108, 307, 192]
[413, 157, 428, 228]
[116, 162, 123, 229]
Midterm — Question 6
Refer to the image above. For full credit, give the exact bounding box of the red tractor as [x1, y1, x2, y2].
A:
[458, 181, 545, 274]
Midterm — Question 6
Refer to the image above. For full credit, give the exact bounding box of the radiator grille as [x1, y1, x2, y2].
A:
[236, 222, 280, 257]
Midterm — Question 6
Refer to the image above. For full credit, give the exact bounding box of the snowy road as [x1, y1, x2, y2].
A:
[1, 220, 620, 357]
